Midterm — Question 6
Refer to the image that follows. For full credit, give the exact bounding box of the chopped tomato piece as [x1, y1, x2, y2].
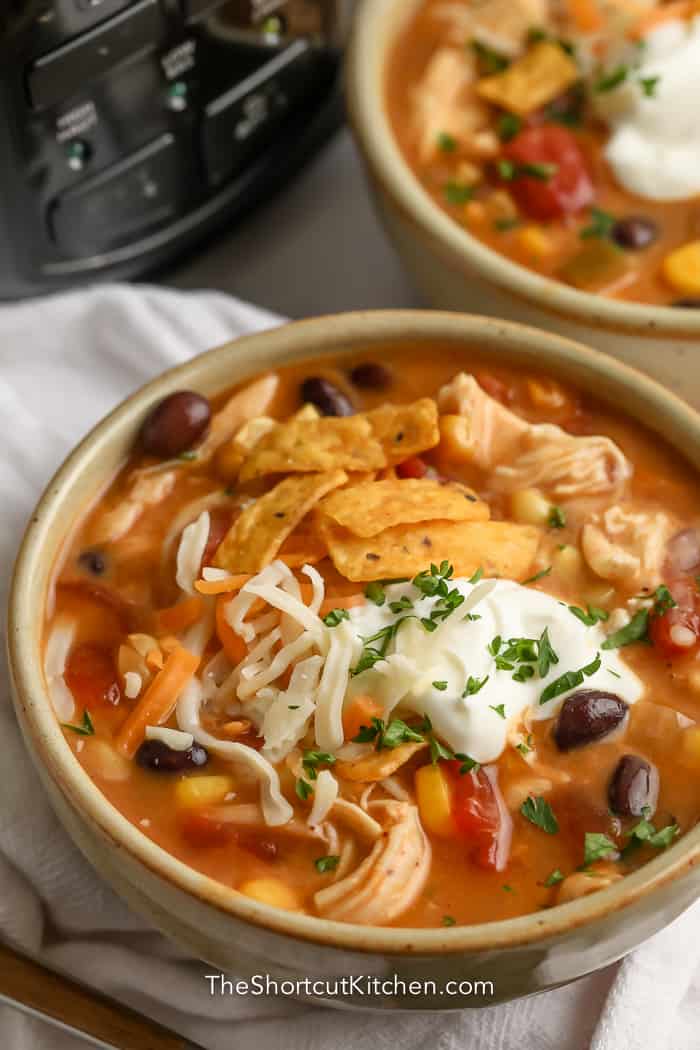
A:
[64, 643, 121, 708]
[649, 578, 700, 657]
[501, 125, 594, 221]
[180, 810, 236, 848]
[396, 456, 429, 479]
[446, 763, 512, 871]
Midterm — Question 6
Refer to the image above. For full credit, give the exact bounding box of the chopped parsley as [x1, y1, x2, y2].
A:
[322, 608, 350, 627]
[442, 914, 457, 926]
[314, 855, 340, 873]
[365, 581, 386, 606]
[454, 752, 480, 774]
[471, 40, 510, 74]
[568, 604, 609, 626]
[639, 74, 660, 97]
[429, 736, 454, 765]
[432, 680, 448, 691]
[445, 181, 474, 205]
[493, 216, 521, 232]
[580, 207, 616, 240]
[497, 112, 522, 142]
[389, 595, 413, 614]
[489, 703, 507, 719]
[302, 750, 335, 781]
[520, 795, 559, 834]
[595, 65, 628, 93]
[600, 584, 675, 651]
[522, 566, 552, 585]
[539, 652, 601, 704]
[516, 734, 534, 756]
[468, 566, 484, 584]
[178, 450, 198, 461]
[62, 710, 94, 736]
[622, 809, 679, 857]
[544, 868, 564, 887]
[497, 159, 558, 182]
[353, 716, 424, 751]
[463, 674, 489, 697]
[548, 505, 567, 529]
[583, 831, 617, 866]
[296, 778, 313, 801]
[437, 131, 457, 153]
[488, 627, 558, 685]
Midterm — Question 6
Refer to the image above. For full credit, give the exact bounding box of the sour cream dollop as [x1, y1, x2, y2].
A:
[344, 578, 642, 764]
[602, 16, 700, 201]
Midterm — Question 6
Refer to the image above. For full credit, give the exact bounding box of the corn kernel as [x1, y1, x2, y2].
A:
[464, 201, 487, 225]
[510, 488, 551, 526]
[415, 764, 454, 837]
[526, 377, 569, 411]
[238, 878, 301, 911]
[680, 726, 700, 767]
[663, 241, 700, 295]
[456, 160, 482, 186]
[517, 225, 554, 259]
[175, 775, 234, 809]
[552, 544, 585, 581]
[489, 189, 518, 221]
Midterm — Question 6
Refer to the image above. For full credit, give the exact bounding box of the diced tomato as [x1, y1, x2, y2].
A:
[64, 643, 121, 708]
[396, 456, 429, 479]
[201, 509, 233, 568]
[445, 763, 512, 871]
[180, 810, 236, 848]
[501, 125, 594, 221]
[649, 578, 700, 657]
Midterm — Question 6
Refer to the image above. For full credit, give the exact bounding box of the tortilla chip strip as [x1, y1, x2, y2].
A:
[476, 41, 579, 116]
[318, 478, 489, 538]
[317, 519, 542, 583]
[214, 470, 347, 574]
[238, 399, 439, 481]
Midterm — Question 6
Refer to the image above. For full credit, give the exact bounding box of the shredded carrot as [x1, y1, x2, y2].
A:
[342, 695, 383, 741]
[157, 595, 204, 635]
[115, 646, 200, 757]
[145, 648, 164, 672]
[567, 0, 603, 32]
[215, 594, 248, 665]
[194, 573, 252, 595]
[628, 1, 693, 39]
[319, 594, 365, 617]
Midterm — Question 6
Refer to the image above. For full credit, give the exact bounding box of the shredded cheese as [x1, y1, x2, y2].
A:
[176, 510, 210, 595]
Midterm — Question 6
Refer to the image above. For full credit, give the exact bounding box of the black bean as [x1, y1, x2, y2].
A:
[78, 549, 106, 576]
[135, 739, 208, 773]
[672, 298, 700, 308]
[611, 217, 659, 251]
[140, 391, 211, 458]
[300, 377, 354, 416]
[608, 754, 659, 817]
[554, 690, 628, 751]
[350, 362, 393, 390]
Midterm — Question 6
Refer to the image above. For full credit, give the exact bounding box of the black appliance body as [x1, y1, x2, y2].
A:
[0, 1, 349, 299]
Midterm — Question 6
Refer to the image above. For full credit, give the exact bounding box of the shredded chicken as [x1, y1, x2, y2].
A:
[92, 470, 176, 544]
[334, 741, 427, 783]
[411, 48, 491, 163]
[432, 0, 550, 56]
[438, 373, 631, 499]
[314, 802, 430, 925]
[582, 504, 677, 588]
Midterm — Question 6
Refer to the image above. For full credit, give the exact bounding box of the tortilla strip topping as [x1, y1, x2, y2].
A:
[213, 470, 348, 574]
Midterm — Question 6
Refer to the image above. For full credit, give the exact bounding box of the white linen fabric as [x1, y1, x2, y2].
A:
[0, 284, 698, 1050]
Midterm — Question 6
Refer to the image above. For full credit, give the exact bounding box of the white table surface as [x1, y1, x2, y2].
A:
[166, 129, 420, 317]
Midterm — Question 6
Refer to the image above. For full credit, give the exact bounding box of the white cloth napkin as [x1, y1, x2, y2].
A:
[0, 284, 698, 1050]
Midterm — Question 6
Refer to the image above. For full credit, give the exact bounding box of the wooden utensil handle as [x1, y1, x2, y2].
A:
[0, 941, 192, 1050]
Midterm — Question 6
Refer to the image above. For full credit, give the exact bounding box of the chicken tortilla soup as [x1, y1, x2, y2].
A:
[45, 346, 700, 927]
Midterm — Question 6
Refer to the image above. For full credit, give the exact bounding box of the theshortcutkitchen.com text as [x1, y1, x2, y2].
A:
[204, 973, 494, 999]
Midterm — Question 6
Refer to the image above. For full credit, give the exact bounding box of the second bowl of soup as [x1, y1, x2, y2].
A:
[347, 0, 700, 407]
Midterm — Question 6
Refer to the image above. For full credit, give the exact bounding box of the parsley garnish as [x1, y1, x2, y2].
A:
[296, 778, 313, 801]
[432, 680, 448, 691]
[429, 736, 454, 764]
[522, 566, 552, 585]
[516, 734, 533, 756]
[538, 627, 558, 678]
[471, 40, 509, 74]
[178, 450, 198, 461]
[365, 581, 385, 606]
[322, 608, 350, 627]
[488, 628, 559, 684]
[454, 753, 480, 775]
[544, 868, 564, 886]
[539, 652, 601, 705]
[548, 505, 567, 528]
[468, 566, 484, 584]
[580, 207, 616, 240]
[314, 855, 340, 873]
[521, 795, 559, 834]
[493, 216, 521, 232]
[622, 809, 679, 856]
[352, 716, 424, 751]
[595, 65, 628, 92]
[568, 604, 609, 626]
[583, 831, 617, 866]
[498, 159, 558, 182]
[497, 113, 522, 142]
[302, 750, 335, 781]
[442, 914, 457, 926]
[437, 131, 457, 153]
[639, 74, 660, 97]
[389, 595, 413, 614]
[463, 674, 489, 697]
[62, 710, 94, 736]
[489, 703, 507, 719]
[600, 584, 676, 651]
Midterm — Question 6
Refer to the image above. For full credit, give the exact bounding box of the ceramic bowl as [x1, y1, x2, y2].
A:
[7, 311, 700, 1010]
[346, 0, 700, 410]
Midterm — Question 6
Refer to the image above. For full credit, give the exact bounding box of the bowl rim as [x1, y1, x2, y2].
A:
[8, 309, 700, 956]
[346, 0, 700, 338]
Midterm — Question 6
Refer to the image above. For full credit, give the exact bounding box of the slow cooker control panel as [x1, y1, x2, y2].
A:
[0, 0, 340, 295]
